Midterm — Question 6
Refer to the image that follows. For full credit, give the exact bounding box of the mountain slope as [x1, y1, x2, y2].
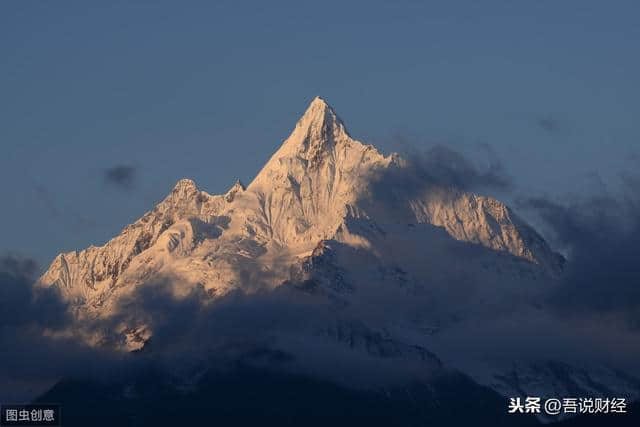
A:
[39, 178, 245, 307]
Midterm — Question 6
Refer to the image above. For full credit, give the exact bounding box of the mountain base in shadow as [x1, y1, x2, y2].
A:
[36, 364, 639, 426]
[37, 365, 538, 427]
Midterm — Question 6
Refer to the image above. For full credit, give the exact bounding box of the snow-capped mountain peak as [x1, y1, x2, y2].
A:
[33, 96, 638, 415]
[289, 96, 348, 145]
[249, 96, 365, 189]
[39, 96, 563, 309]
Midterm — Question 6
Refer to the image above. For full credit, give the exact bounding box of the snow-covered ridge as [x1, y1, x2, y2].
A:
[38, 178, 244, 306]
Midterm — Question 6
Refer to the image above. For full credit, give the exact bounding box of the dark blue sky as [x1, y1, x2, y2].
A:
[2, 0, 639, 266]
